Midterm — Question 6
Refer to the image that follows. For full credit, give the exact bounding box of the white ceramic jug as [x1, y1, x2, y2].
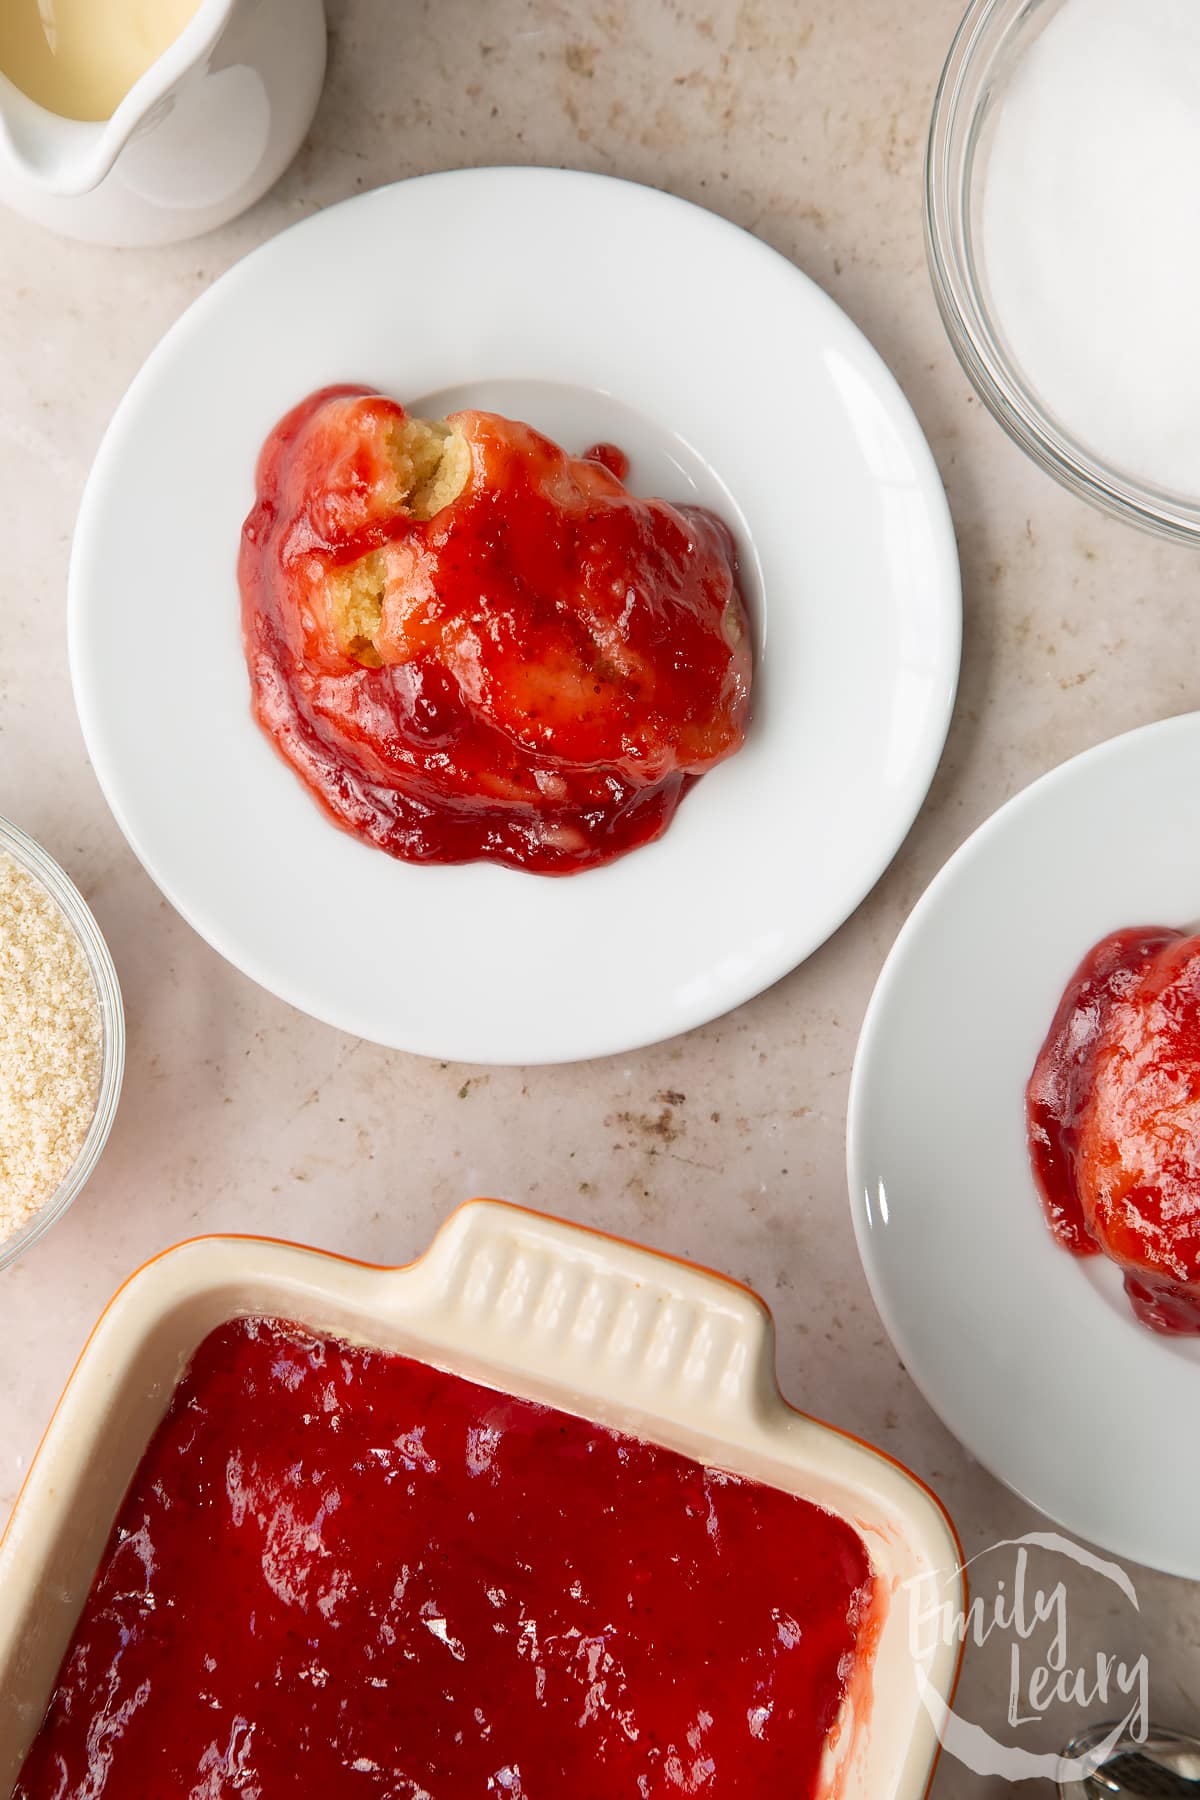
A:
[0, 0, 326, 245]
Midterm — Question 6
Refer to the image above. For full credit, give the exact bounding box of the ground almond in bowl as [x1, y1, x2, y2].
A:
[0, 850, 102, 1243]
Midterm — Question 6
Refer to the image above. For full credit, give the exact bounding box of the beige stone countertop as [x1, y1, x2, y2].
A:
[2, 1, 1198, 1793]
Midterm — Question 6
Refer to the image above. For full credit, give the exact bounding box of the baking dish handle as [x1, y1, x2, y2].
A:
[405, 1198, 781, 1432]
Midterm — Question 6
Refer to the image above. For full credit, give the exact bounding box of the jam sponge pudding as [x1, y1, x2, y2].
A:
[240, 388, 752, 875]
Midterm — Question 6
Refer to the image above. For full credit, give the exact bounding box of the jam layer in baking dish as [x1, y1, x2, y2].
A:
[16, 1316, 874, 1798]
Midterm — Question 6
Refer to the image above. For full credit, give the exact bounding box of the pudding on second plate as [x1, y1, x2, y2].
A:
[1027, 925, 1200, 1333]
[239, 387, 752, 876]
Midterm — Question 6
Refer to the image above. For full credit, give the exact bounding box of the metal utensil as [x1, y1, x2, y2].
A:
[1086, 1750, 1200, 1798]
[1059, 1723, 1200, 1800]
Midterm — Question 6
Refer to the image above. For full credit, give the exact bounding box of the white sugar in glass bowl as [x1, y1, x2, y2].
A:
[0, 816, 124, 1272]
[926, 0, 1200, 543]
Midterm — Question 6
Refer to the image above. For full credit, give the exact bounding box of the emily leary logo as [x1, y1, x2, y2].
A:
[905, 1531, 1149, 1782]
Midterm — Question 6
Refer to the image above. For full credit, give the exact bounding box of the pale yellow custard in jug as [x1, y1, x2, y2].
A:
[0, 0, 200, 121]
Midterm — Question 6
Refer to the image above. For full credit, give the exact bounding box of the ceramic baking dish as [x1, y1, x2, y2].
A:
[0, 1200, 964, 1797]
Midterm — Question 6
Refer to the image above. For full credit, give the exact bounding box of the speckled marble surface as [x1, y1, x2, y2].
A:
[2, 2, 1199, 1793]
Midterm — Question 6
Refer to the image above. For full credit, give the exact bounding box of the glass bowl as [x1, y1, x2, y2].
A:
[0, 816, 124, 1273]
[925, 0, 1200, 544]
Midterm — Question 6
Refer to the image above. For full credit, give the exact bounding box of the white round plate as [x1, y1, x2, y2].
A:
[71, 168, 959, 1064]
[849, 714, 1200, 1577]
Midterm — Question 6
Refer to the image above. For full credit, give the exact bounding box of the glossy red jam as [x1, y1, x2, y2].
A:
[1027, 926, 1200, 1332]
[16, 1318, 874, 1800]
[239, 390, 751, 875]
[581, 441, 631, 481]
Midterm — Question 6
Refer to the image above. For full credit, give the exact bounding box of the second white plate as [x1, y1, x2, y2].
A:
[71, 168, 959, 1063]
[849, 713, 1200, 1577]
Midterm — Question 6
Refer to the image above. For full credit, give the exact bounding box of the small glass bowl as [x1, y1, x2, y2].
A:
[926, 0, 1200, 544]
[0, 815, 124, 1273]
